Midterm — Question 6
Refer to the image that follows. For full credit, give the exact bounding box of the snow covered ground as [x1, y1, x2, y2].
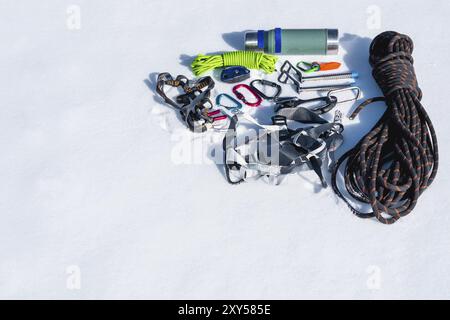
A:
[1, 0, 449, 299]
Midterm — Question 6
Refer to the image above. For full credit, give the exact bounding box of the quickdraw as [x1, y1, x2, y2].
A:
[232, 84, 262, 107]
[156, 72, 226, 132]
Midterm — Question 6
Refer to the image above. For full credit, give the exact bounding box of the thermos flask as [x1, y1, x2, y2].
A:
[244, 28, 339, 55]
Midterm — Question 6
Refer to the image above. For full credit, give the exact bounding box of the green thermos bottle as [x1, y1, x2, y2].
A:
[244, 28, 339, 55]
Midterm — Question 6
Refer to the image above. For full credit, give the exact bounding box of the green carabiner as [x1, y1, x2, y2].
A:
[296, 61, 320, 73]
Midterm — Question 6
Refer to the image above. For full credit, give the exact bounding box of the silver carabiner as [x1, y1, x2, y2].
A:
[327, 86, 361, 104]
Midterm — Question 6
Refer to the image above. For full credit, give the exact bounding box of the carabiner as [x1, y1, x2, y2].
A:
[249, 79, 282, 100]
[215, 93, 242, 113]
[232, 84, 262, 107]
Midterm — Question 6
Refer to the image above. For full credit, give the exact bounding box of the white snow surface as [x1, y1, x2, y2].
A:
[1, 0, 450, 299]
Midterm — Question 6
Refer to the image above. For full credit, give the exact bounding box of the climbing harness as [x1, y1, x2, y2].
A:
[156, 72, 224, 132]
[232, 84, 263, 107]
[297, 61, 342, 73]
[249, 79, 282, 100]
[191, 51, 277, 76]
[222, 107, 344, 186]
[220, 66, 251, 83]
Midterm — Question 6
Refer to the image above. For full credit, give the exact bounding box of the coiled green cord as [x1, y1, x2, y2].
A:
[191, 51, 277, 76]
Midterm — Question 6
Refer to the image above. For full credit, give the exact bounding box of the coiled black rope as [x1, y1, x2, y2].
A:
[331, 31, 439, 224]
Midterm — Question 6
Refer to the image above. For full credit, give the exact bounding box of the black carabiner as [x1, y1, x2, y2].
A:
[249, 79, 282, 100]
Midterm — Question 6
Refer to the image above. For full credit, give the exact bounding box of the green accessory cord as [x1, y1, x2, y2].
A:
[191, 51, 277, 76]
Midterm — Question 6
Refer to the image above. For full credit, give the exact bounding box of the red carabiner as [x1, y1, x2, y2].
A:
[232, 84, 262, 107]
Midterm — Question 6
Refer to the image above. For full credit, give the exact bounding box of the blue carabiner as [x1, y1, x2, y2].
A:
[215, 93, 242, 113]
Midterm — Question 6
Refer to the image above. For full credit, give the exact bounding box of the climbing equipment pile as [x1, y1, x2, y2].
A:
[153, 29, 438, 224]
[220, 66, 251, 83]
[223, 108, 344, 187]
